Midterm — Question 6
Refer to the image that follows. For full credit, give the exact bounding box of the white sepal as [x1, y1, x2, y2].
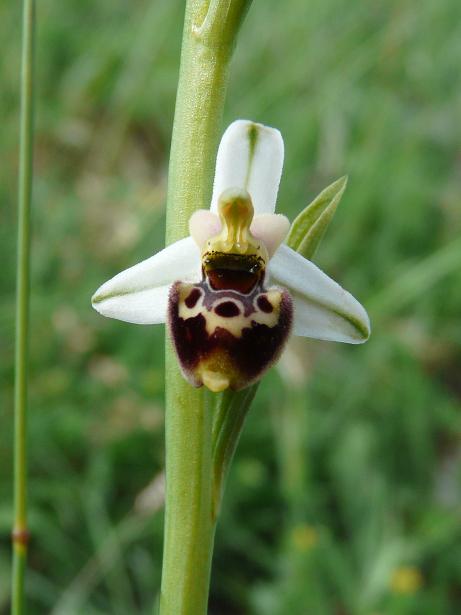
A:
[91, 237, 201, 324]
[211, 120, 284, 216]
[269, 244, 370, 344]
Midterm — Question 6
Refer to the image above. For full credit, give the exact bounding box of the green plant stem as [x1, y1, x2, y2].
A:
[161, 2, 251, 614]
[165, 0, 251, 244]
[12, 0, 35, 613]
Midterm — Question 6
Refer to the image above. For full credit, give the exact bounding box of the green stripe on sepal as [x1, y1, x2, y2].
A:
[286, 175, 347, 259]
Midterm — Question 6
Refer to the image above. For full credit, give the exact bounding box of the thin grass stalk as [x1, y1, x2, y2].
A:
[11, 0, 36, 612]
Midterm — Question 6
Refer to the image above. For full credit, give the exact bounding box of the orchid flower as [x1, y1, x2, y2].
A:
[92, 120, 370, 391]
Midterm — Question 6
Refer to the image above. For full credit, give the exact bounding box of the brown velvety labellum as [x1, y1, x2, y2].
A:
[168, 278, 293, 392]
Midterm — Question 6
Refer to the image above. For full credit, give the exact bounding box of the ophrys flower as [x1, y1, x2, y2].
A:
[92, 120, 370, 391]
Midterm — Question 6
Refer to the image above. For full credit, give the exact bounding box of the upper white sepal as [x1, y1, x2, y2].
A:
[211, 120, 284, 216]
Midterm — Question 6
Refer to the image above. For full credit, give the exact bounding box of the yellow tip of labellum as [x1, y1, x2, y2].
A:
[200, 369, 230, 392]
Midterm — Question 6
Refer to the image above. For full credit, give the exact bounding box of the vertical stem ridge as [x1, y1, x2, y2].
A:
[12, 0, 36, 612]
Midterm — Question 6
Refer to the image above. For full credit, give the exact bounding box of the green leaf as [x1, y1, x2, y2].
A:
[211, 385, 258, 519]
[286, 176, 348, 259]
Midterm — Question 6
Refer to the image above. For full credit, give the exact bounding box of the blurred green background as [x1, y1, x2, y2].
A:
[2, 0, 461, 613]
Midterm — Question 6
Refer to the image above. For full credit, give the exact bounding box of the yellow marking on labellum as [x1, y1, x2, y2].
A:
[206, 299, 277, 337]
[178, 284, 282, 338]
[252, 290, 281, 326]
[200, 369, 230, 393]
[196, 352, 237, 392]
[177, 285, 204, 320]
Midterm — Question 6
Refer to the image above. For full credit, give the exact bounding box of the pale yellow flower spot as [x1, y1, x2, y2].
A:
[290, 524, 319, 552]
[390, 566, 423, 594]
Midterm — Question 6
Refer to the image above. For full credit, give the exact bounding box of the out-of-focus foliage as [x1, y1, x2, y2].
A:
[1, 0, 461, 613]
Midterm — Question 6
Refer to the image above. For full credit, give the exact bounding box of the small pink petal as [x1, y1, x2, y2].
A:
[189, 210, 221, 249]
[251, 214, 290, 258]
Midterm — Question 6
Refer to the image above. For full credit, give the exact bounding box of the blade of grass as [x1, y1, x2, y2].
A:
[12, 0, 36, 612]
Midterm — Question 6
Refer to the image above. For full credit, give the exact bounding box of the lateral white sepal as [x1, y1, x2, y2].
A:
[91, 237, 201, 324]
[269, 244, 370, 343]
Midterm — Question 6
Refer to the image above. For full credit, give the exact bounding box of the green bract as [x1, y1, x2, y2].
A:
[287, 175, 348, 260]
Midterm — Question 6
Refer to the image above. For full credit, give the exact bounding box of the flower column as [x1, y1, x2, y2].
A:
[161, 2, 252, 614]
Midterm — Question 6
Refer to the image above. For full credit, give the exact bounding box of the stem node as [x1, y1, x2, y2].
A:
[12, 528, 31, 548]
